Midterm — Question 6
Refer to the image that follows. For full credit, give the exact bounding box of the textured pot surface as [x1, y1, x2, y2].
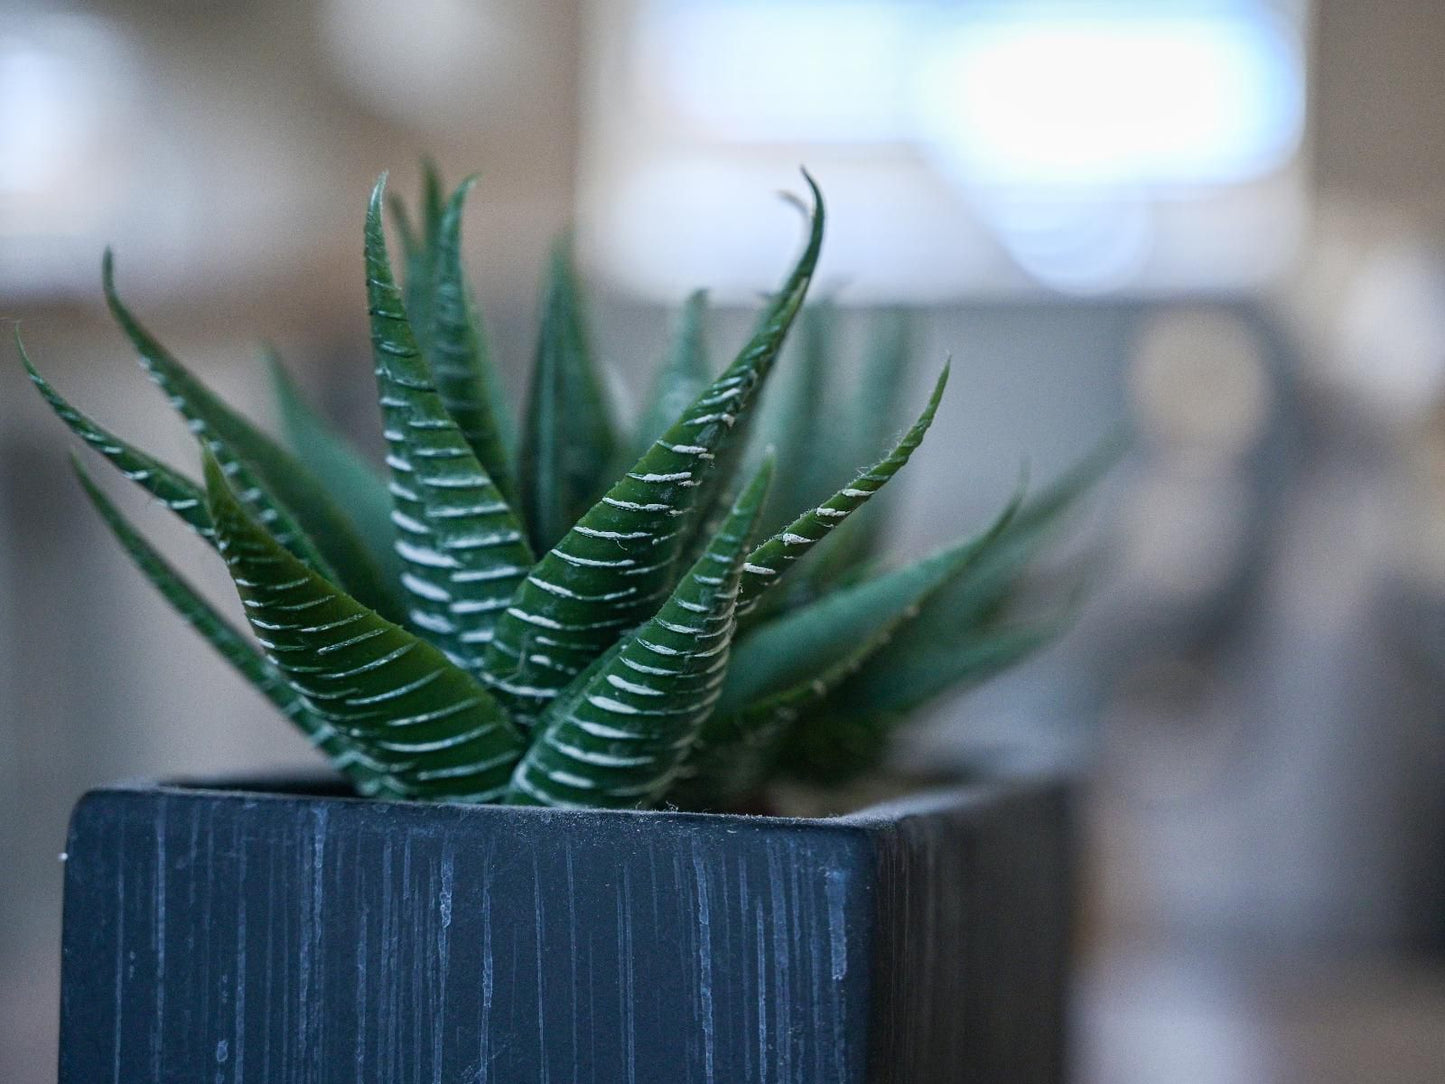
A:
[59, 775, 1072, 1083]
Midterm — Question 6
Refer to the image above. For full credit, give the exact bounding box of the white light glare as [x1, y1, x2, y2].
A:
[642, 0, 911, 142]
[916, 10, 1305, 188]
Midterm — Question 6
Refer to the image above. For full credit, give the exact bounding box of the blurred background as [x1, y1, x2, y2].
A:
[2, 0, 1443, 1079]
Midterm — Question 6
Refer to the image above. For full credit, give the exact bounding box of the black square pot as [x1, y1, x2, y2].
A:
[59, 775, 1073, 1082]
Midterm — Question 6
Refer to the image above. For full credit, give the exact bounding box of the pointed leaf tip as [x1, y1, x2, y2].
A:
[368, 173, 389, 218]
[22, 338, 220, 544]
[427, 173, 517, 503]
[101, 267, 395, 610]
[737, 359, 953, 616]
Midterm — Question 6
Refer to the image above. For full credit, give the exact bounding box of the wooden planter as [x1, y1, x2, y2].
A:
[59, 774, 1073, 1082]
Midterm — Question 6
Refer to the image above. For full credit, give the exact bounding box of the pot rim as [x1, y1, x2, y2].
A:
[82, 768, 1071, 830]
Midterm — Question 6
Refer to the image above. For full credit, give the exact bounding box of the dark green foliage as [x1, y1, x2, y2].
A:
[754, 299, 833, 535]
[509, 461, 772, 807]
[20, 168, 1102, 810]
[363, 176, 535, 677]
[101, 253, 397, 619]
[809, 309, 915, 582]
[517, 240, 618, 553]
[265, 349, 404, 597]
[735, 363, 952, 623]
[204, 451, 526, 801]
[428, 179, 517, 504]
[630, 289, 712, 461]
[482, 177, 826, 729]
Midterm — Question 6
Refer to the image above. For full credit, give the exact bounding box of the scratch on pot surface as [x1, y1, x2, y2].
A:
[314, 807, 329, 1080]
[201, 812, 216, 1074]
[533, 855, 549, 1084]
[151, 800, 166, 1081]
[825, 865, 849, 1077]
[379, 834, 396, 1080]
[823, 867, 848, 981]
[478, 841, 495, 1082]
[767, 841, 792, 1083]
[404, 835, 419, 1084]
[112, 829, 125, 1084]
[261, 841, 277, 1082]
[434, 843, 454, 1083]
[794, 843, 824, 1080]
[753, 898, 768, 1084]
[691, 843, 716, 1084]
[298, 805, 328, 1075]
[736, 860, 754, 1084]
[564, 842, 579, 1083]
[354, 903, 369, 1082]
[616, 866, 636, 1084]
[233, 824, 247, 1081]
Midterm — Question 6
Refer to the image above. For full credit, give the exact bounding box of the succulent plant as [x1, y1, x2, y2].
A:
[20, 167, 1101, 811]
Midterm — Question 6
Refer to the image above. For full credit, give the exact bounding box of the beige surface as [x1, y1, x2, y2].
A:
[1078, 947, 1445, 1084]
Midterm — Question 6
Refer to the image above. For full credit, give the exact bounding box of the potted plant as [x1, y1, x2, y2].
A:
[29, 168, 1100, 1082]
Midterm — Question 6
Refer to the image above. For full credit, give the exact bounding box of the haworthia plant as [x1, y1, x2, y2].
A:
[19, 168, 1105, 810]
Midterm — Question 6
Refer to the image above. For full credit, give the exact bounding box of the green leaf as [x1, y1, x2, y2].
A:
[735, 361, 950, 620]
[387, 192, 420, 265]
[364, 175, 536, 671]
[686, 505, 1047, 803]
[860, 434, 1118, 667]
[507, 460, 772, 808]
[809, 309, 914, 581]
[401, 159, 447, 355]
[669, 385, 761, 579]
[822, 621, 1061, 729]
[776, 620, 1062, 786]
[681, 599, 910, 809]
[481, 173, 826, 728]
[852, 310, 914, 471]
[717, 486, 1021, 719]
[630, 289, 712, 460]
[70, 457, 400, 796]
[517, 238, 618, 552]
[427, 177, 517, 504]
[20, 334, 215, 544]
[422, 158, 446, 239]
[265, 348, 404, 603]
[101, 252, 393, 615]
[811, 442, 1118, 725]
[671, 211, 824, 575]
[754, 299, 832, 534]
[1008, 431, 1125, 541]
[204, 450, 526, 802]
